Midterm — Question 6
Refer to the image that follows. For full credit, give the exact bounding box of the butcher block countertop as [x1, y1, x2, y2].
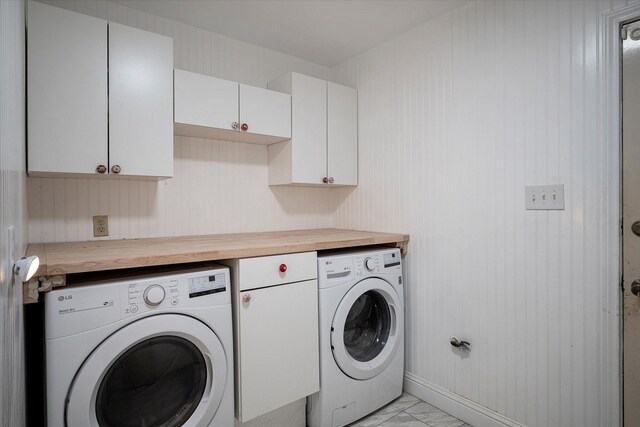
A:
[24, 229, 409, 303]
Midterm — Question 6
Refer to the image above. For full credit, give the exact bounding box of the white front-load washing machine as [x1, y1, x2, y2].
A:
[45, 264, 234, 427]
[308, 248, 404, 427]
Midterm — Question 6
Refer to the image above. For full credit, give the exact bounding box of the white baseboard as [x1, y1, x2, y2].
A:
[403, 372, 525, 427]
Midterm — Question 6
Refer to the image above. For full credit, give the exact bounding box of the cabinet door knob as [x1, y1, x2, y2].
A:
[96, 164, 107, 174]
[241, 123, 249, 131]
[232, 122, 239, 130]
[111, 165, 121, 174]
[279, 263, 287, 273]
[328, 177, 335, 184]
[322, 177, 328, 184]
[242, 293, 251, 303]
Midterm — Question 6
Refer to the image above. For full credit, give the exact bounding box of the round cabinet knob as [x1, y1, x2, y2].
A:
[96, 164, 107, 174]
[143, 284, 166, 306]
[328, 177, 335, 184]
[241, 123, 249, 131]
[279, 263, 287, 273]
[364, 257, 375, 271]
[232, 122, 239, 130]
[632, 280, 640, 297]
[322, 177, 329, 184]
[242, 293, 251, 303]
[111, 165, 121, 174]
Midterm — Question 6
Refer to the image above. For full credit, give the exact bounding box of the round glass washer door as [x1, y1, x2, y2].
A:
[66, 314, 227, 427]
[331, 277, 402, 380]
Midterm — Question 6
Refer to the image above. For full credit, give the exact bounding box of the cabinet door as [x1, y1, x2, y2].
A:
[328, 82, 358, 186]
[27, 2, 107, 176]
[239, 84, 291, 139]
[237, 279, 319, 422]
[291, 73, 327, 185]
[109, 23, 173, 178]
[174, 70, 239, 131]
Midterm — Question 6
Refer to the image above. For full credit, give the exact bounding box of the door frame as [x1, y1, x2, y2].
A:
[603, 3, 640, 425]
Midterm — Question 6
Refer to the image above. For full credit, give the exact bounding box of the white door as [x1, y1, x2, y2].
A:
[174, 70, 239, 132]
[291, 73, 327, 185]
[327, 82, 358, 186]
[237, 279, 319, 422]
[109, 23, 173, 178]
[623, 19, 640, 427]
[66, 315, 227, 427]
[27, 1, 108, 176]
[239, 84, 291, 139]
[331, 278, 402, 380]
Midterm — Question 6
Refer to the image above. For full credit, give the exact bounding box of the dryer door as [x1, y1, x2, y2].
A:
[331, 278, 403, 380]
[66, 314, 227, 427]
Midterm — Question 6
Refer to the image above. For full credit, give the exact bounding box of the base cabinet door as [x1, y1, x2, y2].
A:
[27, 1, 108, 176]
[109, 23, 173, 178]
[237, 279, 319, 422]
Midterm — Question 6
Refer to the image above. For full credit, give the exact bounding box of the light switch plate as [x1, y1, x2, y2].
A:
[525, 184, 565, 210]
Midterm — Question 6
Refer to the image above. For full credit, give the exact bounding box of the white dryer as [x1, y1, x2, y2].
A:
[308, 248, 404, 427]
[45, 264, 234, 427]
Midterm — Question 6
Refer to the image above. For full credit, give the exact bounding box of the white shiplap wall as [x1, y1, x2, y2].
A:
[28, 0, 337, 243]
[0, 0, 27, 425]
[331, 1, 631, 426]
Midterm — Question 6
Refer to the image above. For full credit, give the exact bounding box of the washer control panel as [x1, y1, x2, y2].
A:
[126, 280, 179, 315]
[319, 249, 402, 286]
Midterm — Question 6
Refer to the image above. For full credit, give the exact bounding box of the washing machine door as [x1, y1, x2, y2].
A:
[331, 277, 402, 380]
[65, 314, 227, 427]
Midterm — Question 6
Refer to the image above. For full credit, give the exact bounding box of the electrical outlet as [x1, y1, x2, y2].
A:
[525, 184, 565, 210]
[93, 215, 109, 237]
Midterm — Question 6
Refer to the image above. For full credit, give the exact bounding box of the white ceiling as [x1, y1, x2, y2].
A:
[107, 0, 469, 67]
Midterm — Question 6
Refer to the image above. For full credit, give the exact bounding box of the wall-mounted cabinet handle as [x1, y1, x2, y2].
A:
[241, 123, 249, 131]
[96, 164, 107, 174]
[322, 177, 328, 184]
[232, 122, 239, 130]
[242, 293, 252, 303]
[328, 177, 335, 184]
[111, 165, 121, 174]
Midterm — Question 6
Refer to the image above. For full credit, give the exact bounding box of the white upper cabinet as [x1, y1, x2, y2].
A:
[27, 2, 173, 179]
[239, 84, 291, 140]
[174, 70, 291, 145]
[174, 70, 239, 134]
[328, 82, 358, 186]
[109, 23, 173, 178]
[27, 1, 108, 176]
[267, 72, 358, 187]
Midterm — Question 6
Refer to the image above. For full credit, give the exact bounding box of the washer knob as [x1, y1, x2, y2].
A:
[364, 257, 375, 271]
[143, 284, 166, 306]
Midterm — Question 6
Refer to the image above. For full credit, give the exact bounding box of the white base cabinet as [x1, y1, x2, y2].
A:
[27, 1, 173, 179]
[268, 72, 358, 187]
[221, 252, 319, 423]
[174, 69, 291, 145]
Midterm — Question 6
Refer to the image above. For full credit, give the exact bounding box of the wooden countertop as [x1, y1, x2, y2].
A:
[27, 228, 409, 278]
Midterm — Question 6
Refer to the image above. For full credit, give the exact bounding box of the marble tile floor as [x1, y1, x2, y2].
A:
[349, 392, 472, 427]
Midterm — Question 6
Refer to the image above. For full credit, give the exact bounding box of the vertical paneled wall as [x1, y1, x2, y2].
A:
[28, 0, 338, 243]
[331, 1, 631, 426]
[0, 0, 27, 424]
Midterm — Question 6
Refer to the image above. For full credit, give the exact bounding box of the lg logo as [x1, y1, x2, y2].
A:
[57, 295, 72, 302]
